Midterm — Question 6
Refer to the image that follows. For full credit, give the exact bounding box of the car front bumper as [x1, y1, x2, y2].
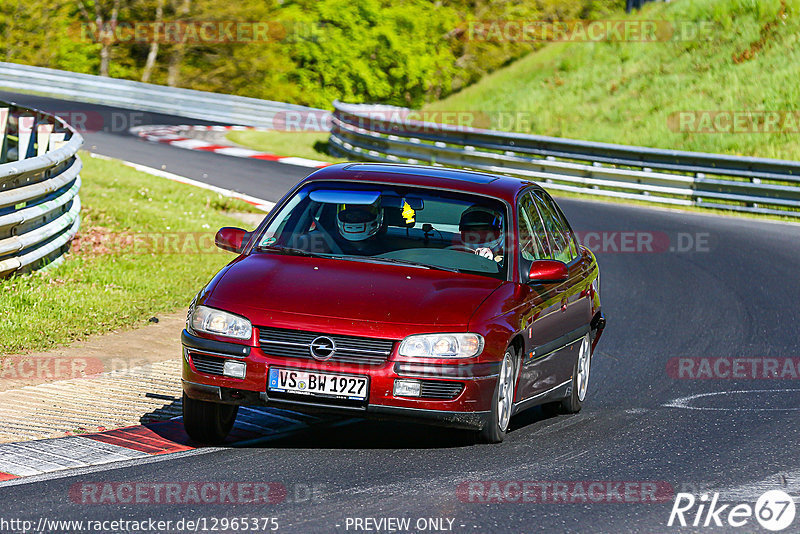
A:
[181, 329, 498, 430]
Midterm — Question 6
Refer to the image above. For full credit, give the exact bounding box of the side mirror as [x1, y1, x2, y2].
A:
[215, 227, 249, 254]
[527, 259, 568, 284]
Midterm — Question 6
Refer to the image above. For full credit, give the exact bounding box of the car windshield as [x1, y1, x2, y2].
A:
[255, 182, 508, 280]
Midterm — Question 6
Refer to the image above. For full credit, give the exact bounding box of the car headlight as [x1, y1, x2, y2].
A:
[398, 333, 484, 358]
[190, 305, 252, 340]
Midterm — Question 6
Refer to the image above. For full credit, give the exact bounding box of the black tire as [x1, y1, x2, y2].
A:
[560, 333, 592, 414]
[182, 393, 239, 445]
[479, 349, 516, 444]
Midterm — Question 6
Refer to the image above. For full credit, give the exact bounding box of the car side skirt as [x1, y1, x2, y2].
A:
[511, 379, 571, 415]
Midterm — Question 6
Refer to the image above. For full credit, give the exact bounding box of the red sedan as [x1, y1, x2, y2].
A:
[181, 163, 605, 443]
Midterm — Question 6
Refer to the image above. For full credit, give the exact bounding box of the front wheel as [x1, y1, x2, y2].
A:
[479, 349, 516, 443]
[182, 393, 239, 445]
[560, 333, 592, 414]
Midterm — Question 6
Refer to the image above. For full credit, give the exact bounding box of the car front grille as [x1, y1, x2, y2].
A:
[190, 353, 226, 376]
[258, 327, 394, 366]
[419, 380, 464, 400]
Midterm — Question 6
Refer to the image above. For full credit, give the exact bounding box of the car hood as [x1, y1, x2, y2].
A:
[204, 253, 504, 330]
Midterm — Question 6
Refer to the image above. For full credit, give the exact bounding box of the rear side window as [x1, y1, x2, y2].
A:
[533, 192, 573, 264]
[541, 192, 579, 261]
[518, 193, 548, 261]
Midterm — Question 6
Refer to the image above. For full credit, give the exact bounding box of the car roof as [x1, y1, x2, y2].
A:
[298, 163, 543, 204]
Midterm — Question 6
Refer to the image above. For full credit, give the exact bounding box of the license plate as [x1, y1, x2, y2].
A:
[268, 368, 368, 401]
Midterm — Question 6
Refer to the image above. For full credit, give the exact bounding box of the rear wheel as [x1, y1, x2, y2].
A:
[182, 393, 238, 445]
[479, 349, 516, 443]
[561, 333, 592, 414]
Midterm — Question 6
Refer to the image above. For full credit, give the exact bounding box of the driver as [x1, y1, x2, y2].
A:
[336, 203, 385, 253]
[459, 205, 504, 262]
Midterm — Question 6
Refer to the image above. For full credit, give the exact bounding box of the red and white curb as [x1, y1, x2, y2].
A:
[130, 125, 330, 169]
[0, 408, 331, 484]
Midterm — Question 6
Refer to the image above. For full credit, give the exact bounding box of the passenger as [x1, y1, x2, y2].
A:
[458, 205, 505, 262]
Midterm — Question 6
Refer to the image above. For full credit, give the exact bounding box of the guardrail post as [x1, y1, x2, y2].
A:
[49, 132, 67, 150]
[17, 116, 35, 161]
[36, 122, 53, 157]
[0, 108, 7, 163]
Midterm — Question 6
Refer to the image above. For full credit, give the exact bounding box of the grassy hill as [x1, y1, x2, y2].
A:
[425, 0, 800, 161]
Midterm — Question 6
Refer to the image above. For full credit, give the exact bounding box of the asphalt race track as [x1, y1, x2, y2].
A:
[2, 91, 799, 532]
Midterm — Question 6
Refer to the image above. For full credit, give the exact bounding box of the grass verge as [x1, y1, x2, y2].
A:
[425, 0, 800, 161]
[0, 152, 263, 355]
[233, 0, 799, 223]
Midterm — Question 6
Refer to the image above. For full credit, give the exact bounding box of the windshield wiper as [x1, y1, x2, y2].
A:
[256, 244, 322, 257]
[258, 246, 461, 273]
[333, 255, 461, 273]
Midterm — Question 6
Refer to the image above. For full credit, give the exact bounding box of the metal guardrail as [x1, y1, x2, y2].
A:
[0, 101, 82, 277]
[330, 101, 800, 218]
[0, 62, 322, 128]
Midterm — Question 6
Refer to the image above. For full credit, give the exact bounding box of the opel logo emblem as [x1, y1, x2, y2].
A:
[310, 336, 336, 361]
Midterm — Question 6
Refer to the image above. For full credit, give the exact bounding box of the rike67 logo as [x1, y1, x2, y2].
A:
[668, 490, 796, 531]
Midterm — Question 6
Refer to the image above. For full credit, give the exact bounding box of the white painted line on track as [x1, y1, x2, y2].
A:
[663, 389, 800, 411]
[88, 152, 275, 212]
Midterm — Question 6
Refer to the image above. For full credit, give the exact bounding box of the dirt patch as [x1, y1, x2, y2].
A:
[733, 0, 787, 63]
